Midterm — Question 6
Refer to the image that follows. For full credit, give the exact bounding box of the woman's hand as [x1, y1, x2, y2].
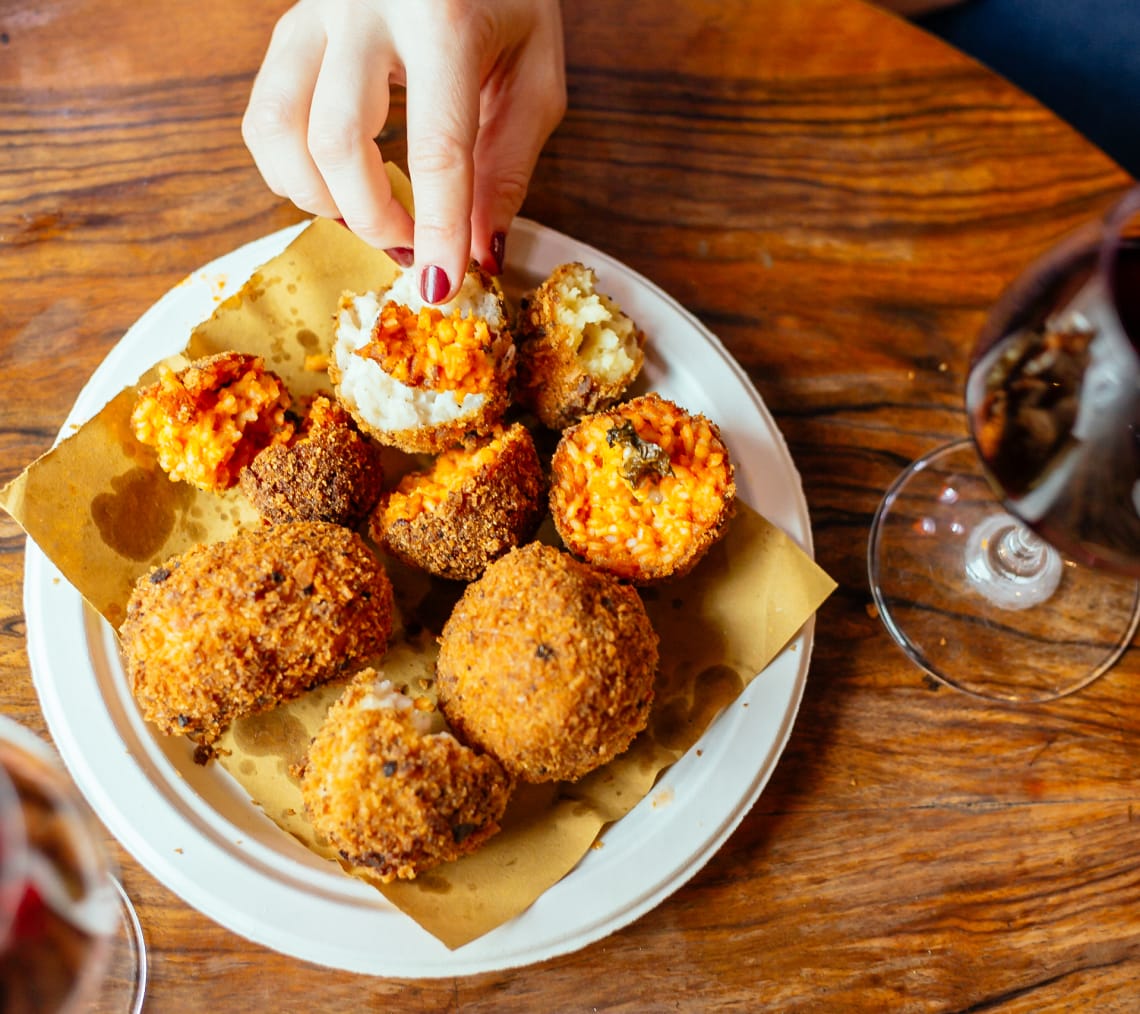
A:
[243, 0, 566, 303]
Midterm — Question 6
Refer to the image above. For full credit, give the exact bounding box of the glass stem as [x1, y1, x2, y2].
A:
[993, 525, 1052, 578]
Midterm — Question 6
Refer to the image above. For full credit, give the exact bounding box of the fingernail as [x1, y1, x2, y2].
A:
[420, 265, 451, 304]
[384, 246, 415, 269]
[490, 231, 506, 275]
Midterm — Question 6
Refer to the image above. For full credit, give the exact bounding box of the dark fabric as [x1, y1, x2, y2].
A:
[918, 0, 1140, 178]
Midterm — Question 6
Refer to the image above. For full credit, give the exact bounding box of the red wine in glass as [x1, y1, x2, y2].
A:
[869, 187, 1140, 702]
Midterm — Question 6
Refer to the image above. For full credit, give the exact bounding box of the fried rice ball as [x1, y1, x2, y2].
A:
[120, 521, 394, 749]
[240, 395, 382, 526]
[300, 670, 514, 882]
[330, 264, 515, 454]
[549, 393, 736, 584]
[436, 543, 658, 783]
[131, 351, 294, 492]
[515, 262, 645, 430]
[369, 422, 545, 581]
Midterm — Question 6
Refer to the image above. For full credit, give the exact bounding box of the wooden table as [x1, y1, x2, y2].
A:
[3, 0, 1138, 1009]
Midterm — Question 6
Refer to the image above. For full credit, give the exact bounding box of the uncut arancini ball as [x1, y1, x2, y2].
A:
[120, 521, 394, 751]
[300, 671, 514, 882]
[435, 543, 658, 783]
[369, 422, 545, 581]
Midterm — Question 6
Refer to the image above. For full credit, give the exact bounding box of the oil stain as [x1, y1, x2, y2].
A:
[90, 467, 192, 561]
[230, 709, 310, 773]
[650, 663, 744, 752]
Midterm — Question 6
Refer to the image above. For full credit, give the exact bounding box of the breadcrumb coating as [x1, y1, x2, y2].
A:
[370, 422, 546, 581]
[301, 670, 514, 882]
[120, 521, 394, 749]
[436, 543, 658, 783]
[549, 393, 736, 583]
[240, 395, 383, 526]
[515, 262, 645, 430]
[131, 351, 294, 492]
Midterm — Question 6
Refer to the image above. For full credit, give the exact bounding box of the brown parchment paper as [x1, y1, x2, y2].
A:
[0, 211, 836, 950]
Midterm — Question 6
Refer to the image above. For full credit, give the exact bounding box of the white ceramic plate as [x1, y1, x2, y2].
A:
[24, 219, 816, 977]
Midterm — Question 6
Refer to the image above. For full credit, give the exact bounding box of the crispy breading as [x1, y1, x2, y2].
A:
[436, 543, 658, 783]
[369, 422, 546, 581]
[549, 393, 736, 584]
[300, 670, 514, 882]
[120, 521, 394, 749]
[131, 351, 294, 492]
[240, 395, 382, 526]
[515, 262, 645, 430]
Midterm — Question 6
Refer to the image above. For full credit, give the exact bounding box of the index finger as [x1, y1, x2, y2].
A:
[401, 28, 481, 303]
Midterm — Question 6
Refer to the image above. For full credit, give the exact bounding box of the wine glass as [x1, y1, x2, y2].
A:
[0, 713, 147, 1012]
[868, 186, 1140, 703]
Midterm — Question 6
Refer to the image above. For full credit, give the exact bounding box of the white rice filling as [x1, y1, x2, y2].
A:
[334, 272, 508, 434]
[359, 678, 443, 737]
[551, 268, 639, 381]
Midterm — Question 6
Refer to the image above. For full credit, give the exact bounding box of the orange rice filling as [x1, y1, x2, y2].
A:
[356, 301, 496, 400]
[383, 428, 508, 524]
[553, 398, 731, 577]
[131, 354, 294, 492]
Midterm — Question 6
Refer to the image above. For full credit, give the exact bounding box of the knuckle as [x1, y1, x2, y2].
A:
[409, 132, 470, 180]
[307, 119, 362, 169]
[492, 166, 531, 211]
[242, 93, 297, 146]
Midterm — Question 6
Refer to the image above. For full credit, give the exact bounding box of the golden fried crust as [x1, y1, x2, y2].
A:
[240, 396, 383, 527]
[370, 423, 546, 581]
[436, 543, 658, 783]
[120, 522, 394, 746]
[549, 393, 736, 584]
[301, 671, 514, 882]
[352, 392, 513, 456]
[514, 262, 646, 431]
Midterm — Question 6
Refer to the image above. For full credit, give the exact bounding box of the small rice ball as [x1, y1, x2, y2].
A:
[240, 395, 383, 527]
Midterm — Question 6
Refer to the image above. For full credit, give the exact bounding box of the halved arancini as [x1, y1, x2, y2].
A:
[370, 422, 545, 581]
[330, 264, 515, 454]
[131, 351, 294, 493]
[515, 262, 646, 430]
[549, 393, 736, 584]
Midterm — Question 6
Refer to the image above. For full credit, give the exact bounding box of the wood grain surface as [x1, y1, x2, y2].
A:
[2, 0, 1138, 1010]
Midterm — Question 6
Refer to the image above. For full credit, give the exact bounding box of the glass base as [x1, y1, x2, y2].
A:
[868, 439, 1140, 703]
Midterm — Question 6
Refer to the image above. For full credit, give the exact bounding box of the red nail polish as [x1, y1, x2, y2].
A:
[420, 265, 451, 304]
[384, 246, 414, 269]
[490, 231, 506, 275]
